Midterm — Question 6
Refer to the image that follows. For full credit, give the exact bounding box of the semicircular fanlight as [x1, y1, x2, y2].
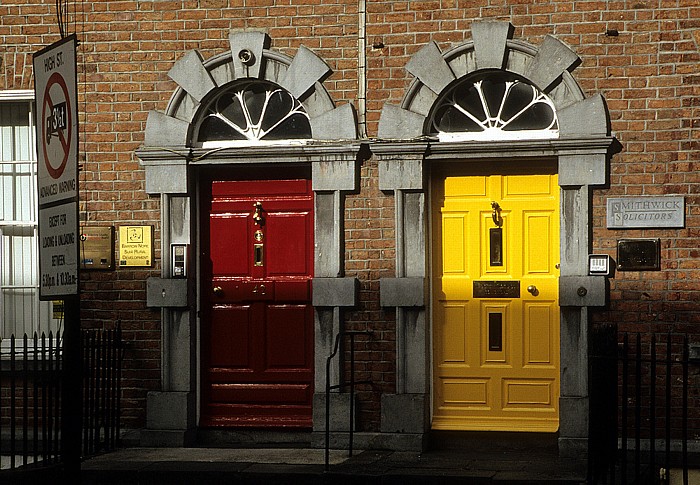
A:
[429, 73, 558, 141]
[195, 80, 312, 146]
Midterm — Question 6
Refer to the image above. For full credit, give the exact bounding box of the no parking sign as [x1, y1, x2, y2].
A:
[33, 35, 79, 298]
[34, 34, 78, 204]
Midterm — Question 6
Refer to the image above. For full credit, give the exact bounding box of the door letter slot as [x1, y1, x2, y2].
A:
[490, 228, 503, 266]
[254, 244, 264, 266]
[488, 313, 503, 352]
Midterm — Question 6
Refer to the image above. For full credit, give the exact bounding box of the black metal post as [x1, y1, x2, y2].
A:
[33, 333, 39, 465]
[665, 333, 672, 476]
[682, 334, 688, 485]
[23, 334, 28, 467]
[115, 324, 123, 450]
[82, 329, 89, 456]
[48, 331, 55, 464]
[55, 329, 62, 464]
[649, 334, 656, 480]
[61, 296, 82, 484]
[620, 333, 628, 485]
[10, 335, 16, 469]
[634, 333, 641, 482]
[349, 333, 355, 458]
[42, 333, 48, 464]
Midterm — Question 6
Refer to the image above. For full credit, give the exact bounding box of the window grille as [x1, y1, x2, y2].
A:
[0, 94, 59, 343]
[429, 72, 558, 141]
[194, 80, 312, 147]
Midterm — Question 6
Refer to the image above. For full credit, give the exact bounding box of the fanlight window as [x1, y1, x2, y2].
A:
[195, 81, 312, 147]
[429, 73, 558, 141]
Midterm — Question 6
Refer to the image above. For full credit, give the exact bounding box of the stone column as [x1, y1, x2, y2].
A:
[311, 156, 361, 436]
[137, 152, 198, 447]
[375, 145, 430, 450]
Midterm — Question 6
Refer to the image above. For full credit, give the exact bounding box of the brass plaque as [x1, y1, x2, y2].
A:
[473, 280, 520, 298]
[80, 226, 114, 270]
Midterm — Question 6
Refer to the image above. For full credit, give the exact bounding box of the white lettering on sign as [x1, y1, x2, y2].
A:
[34, 35, 78, 206]
[35, 37, 79, 299]
[39, 201, 78, 299]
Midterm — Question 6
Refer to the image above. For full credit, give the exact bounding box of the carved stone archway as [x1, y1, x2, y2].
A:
[374, 21, 617, 455]
[136, 31, 362, 446]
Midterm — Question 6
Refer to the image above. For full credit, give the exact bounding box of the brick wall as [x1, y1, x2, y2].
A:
[2, 0, 699, 432]
[344, 158, 396, 431]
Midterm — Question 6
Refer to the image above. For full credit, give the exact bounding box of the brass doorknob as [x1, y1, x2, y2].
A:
[213, 286, 223, 296]
[527, 285, 539, 296]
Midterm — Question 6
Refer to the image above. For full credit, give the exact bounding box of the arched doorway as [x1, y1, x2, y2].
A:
[137, 32, 362, 442]
[374, 21, 617, 454]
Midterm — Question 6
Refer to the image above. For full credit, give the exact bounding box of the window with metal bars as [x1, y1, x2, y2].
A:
[0, 92, 60, 344]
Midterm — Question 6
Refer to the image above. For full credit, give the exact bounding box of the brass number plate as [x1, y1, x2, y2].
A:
[473, 280, 520, 298]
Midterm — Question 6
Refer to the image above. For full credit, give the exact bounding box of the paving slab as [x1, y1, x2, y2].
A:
[80, 446, 588, 484]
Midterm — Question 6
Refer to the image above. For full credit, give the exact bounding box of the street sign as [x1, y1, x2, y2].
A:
[39, 201, 79, 297]
[34, 35, 79, 299]
[34, 35, 78, 206]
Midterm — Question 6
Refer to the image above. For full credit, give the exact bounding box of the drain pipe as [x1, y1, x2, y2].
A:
[358, 0, 367, 138]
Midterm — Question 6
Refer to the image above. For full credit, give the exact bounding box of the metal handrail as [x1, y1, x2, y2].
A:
[324, 330, 371, 471]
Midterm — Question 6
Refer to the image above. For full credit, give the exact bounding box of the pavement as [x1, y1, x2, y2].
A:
[78, 442, 589, 484]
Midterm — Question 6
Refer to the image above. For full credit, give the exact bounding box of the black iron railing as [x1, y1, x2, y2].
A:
[0, 332, 62, 470]
[590, 327, 694, 485]
[324, 330, 371, 471]
[82, 325, 124, 457]
[0, 324, 123, 473]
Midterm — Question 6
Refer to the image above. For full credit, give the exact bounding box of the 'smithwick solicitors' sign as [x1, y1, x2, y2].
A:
[607, 196, 685, 229]
[34, 35, 79, 299]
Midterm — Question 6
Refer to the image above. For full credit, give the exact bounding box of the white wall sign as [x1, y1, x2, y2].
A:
[34, 35, 80, 299]
[34, 35, 78, 206]
[39, 202, 79, 298]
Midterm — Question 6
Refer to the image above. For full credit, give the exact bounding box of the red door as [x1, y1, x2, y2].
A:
[201, 178, 314, 428]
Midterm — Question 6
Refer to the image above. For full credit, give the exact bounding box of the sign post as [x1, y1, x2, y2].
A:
[33, 34, 81, 484]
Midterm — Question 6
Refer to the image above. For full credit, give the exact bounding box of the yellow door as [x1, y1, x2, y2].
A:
[432, 165, 560, 432]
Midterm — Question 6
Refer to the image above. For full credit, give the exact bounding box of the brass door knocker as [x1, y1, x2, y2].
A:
[253, 201, 264, 225]
[491, 201, 503, 227]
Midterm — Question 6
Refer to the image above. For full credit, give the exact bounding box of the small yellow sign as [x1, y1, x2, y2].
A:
[52, 300, 64, 320]
[119, 225, 153, 267]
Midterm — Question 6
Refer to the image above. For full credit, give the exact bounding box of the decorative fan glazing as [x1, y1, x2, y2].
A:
[430, 73, 558, 141]
[196, 81, 312, 146]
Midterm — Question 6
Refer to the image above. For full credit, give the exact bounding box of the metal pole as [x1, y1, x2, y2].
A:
[61, 296, 82, 484]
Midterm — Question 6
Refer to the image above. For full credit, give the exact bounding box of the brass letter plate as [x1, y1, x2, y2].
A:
[473, 280, 520, 298]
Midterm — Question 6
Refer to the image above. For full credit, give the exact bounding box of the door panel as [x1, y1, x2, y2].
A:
[201, 178, 314, 428]
[432, 168, 559, 432]
[210, 305, 251, 368]
[266, 212, 313, 276]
